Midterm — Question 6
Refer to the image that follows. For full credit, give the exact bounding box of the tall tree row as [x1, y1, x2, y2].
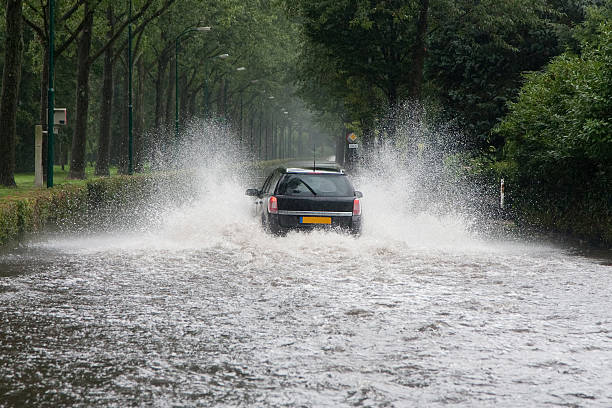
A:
[0, 0, 24, 186]
[0, 0, 305, 184]
[495, 2, 612, 242]
[292, 0, 595, 148]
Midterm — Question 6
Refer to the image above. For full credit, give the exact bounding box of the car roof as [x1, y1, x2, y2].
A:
[279, 161, 345, 175]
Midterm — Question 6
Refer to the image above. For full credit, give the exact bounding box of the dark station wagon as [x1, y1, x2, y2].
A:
[246, 162, 363, 235]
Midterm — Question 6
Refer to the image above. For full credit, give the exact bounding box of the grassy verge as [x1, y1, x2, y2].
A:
[0, 170, 190, 247]
[0, 166, 118, 200]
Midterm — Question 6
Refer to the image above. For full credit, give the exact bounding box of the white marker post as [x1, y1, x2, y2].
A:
[35, 125, 43, 187]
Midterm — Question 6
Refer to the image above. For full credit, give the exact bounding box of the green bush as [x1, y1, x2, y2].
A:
[495, 9, 612, 244]
[0, 174, 186, 246]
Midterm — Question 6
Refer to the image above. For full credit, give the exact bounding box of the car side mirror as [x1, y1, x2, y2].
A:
[245, 189, 260, 197]
[354, 191, 363, 198]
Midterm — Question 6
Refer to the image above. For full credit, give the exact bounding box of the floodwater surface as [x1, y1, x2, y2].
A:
[1, 155, 611, 407]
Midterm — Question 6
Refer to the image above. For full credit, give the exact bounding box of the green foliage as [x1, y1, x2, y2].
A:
[496, 8, 612, 243]
[295, 0, 424, 130]
[293, 0, 576, 147]
[426, 0, 561, 148]
[2, 0, 309, 180]
[0, 184, 88, 245]
[0, 172, 187, 246]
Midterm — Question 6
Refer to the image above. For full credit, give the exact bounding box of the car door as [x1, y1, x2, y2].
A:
[255, 170, 276, 218]
[261, 169, 283, 221]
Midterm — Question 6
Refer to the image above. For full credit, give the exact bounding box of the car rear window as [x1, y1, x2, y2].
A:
[277, 174, 354, 197]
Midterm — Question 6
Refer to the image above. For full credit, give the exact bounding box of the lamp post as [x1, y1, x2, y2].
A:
[203, 53, 229, 117]
[46, 0, 55, 187]
[128, 0, 133, 174]
[235, 67, 246, 140]
[175, 26, 211, 140]
[283, 111, 289, 159]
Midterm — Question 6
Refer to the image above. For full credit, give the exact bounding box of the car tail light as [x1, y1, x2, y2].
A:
[353, 198, 361, 216]
[268, 196, 278, 214]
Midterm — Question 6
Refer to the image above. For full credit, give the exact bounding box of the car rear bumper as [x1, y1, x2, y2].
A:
[268, 213, 361, 234]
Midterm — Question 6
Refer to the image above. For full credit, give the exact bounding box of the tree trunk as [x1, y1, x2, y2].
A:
[409, 0, 429, 100]
[118, 67, 130, 174]
[258, 108, 263, 160]
[39, 41, 50, 182]
[179, 75, 188, 124]
[134, 56, 146, 172]
[165, 57, 175, 126]
[95, 46, 114, 176]
[217, 79, 225, 119]
[336, 126, 345, 166]
[154, 57, 167, 129]
[110, 66, 123, 166]
[69, 1, 94, 179]
[187, 91, 196, 119]
[249, 116, 254, 156]
[95, 7, 115, 176]
[61, 142, 68, 170]
[0, 0, 24, 186]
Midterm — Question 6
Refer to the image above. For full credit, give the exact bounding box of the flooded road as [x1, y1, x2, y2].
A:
[1, 155, 611, 407]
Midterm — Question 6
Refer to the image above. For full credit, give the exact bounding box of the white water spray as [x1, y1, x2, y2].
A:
[30, 115, 514, 257]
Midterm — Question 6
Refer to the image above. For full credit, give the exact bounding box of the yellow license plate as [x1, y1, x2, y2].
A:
[300, 216, 331, 225]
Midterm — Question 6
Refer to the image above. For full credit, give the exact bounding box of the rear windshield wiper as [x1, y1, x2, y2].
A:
[299, 179, 318, 195]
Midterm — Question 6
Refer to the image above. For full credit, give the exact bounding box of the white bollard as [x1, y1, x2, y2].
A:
[500, 178, 505, 210]
[35, 125, 43, 187]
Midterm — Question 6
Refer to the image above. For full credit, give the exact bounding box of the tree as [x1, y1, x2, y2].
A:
[69, 0, 175, 179]
[425, 0, 595, 149]
[22, 0, 88, 180]
[0, 0, 24, 186]
[294, 0, 554, 145]
[496, 3, 612, 241]
[298, 1, 429, 109]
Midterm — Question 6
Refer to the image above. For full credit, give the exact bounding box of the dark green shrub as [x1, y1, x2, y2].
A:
[495, 10, 611, 244]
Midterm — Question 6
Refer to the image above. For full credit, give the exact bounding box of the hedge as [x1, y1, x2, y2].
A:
[0, 173, 194, 246]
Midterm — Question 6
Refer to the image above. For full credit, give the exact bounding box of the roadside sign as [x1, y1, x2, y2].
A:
[54, 108, 67, 125]
[346, 132, 357, 143]
[348, 144, 358, 149]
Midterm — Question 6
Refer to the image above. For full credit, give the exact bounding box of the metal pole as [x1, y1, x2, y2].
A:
[128, 0, 133, 174]
[174, 27, 207, 140]
[175, 37, 180, 141]
[203, 60, 208, 117]
[46, 0, 55, 188]
[240, 91, 243, 143]
[258, 104, 262, 160]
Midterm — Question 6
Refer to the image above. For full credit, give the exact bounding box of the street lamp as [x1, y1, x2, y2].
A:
[47, 0, 55, 187]
[203, 53, 230, 117]
[175, 26, 211, 140]
[128, 0, 133, 174]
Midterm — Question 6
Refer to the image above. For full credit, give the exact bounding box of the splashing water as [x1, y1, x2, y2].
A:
[32, 116, 526, 256]
[2, 118, 611, 407]
[39, 117, 490, 255]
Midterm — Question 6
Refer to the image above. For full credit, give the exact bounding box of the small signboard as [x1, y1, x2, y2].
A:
[54, 108, 67, 126]
[348, 143, 358, 149]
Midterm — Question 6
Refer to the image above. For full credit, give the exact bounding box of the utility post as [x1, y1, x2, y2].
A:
[258, 99, 263, 160]
[46, 0, 55, 187]
[240, 90, 244, 143]
[288, 121, 292, 159]
[175, 26, 211, 140]
[203, 60, 209, 118]
[128, 0, 133, 174]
